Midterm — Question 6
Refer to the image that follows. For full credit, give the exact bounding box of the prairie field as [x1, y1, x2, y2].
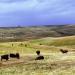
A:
[0, 35, 75, 75]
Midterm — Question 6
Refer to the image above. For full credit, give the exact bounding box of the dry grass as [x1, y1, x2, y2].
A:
[0, 53, 75, 75]
[0, 36, 75, 75]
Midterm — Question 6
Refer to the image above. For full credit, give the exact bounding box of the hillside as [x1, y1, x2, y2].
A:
[0, 25, 75, 42]
[0, 35, 75, 55]
[30, 36, 75, 49]
[0, 34, 75, 75]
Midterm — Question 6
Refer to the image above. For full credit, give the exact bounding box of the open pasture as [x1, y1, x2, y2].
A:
[0, 36, 75, 75]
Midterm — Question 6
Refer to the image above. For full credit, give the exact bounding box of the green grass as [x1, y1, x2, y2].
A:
[30, 36, 75, 48]
[0, 36, 75, 55]
[0, 36, 75, 75]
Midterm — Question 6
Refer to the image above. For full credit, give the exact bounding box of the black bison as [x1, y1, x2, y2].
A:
[10, 53, 20, 59]
[35, 56, 44, 60]
[1, 54, 9, 61]
[36, 50, 40, 55]
[35, 50, 44, 60]
[60, 49, 68, 53]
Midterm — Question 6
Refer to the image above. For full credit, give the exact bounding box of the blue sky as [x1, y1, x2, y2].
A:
[0, 0, 75, 27]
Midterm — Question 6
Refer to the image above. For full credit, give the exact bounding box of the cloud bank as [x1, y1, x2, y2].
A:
[0, 0, 75, 27]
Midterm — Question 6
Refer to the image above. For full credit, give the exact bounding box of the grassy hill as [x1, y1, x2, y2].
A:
[0, 25, 75, 42]
[0, 35, 75, 55]
[0, 35, 75, 75]
[30, 36, 75, 46]
[0, 25, 75, 75]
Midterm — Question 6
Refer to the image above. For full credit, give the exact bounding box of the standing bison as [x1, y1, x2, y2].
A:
[1, 54, 9, 61]
[35, 50, 44, 60]
[10, 53, 20, 59]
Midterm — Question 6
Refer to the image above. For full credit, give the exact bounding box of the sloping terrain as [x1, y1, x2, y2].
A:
[30, 36, 75, 49]
[0, 35, 75, 75]
[0, 36, 75, 55]
[0, 25, 75, 42]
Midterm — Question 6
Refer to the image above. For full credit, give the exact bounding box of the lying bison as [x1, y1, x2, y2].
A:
[10, 53, 20, 59]
[35, 56, 44, 60]
[35, 50, 44, 60]
[60, 49, 68, 53]
[1, 54, 9, 61]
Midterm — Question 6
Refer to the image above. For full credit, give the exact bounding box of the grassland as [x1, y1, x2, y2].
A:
[0, 25, 75, 42]
[0, 35, 75, 75]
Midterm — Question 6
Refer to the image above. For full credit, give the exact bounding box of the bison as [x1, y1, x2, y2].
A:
[35, 55, 44, 60]
[35, 50, 44, 60]
[10, 53, 20, 59]
[36, 50, 40, 55]
[60, 49, 68, 53]
[1, 54, 9, 61]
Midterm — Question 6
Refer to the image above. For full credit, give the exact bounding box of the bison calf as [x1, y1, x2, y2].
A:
[1, 54, 9, 61]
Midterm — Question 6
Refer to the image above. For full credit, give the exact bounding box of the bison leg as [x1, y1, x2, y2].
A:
[6, 58, 9, 61]
[1, 58, 2, 61]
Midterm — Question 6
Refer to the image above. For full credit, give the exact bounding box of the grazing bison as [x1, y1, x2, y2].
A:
[35, 50, 44, 60]
[60, 49, 68, 53]
[10, 53, 20, 59]
[1, 54, 9, 61]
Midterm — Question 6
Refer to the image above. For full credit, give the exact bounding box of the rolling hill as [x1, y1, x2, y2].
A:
[0, 25, 75, 75]
[0, 25, 75, 42]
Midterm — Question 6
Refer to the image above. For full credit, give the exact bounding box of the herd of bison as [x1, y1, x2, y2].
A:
[0, 49, 68, 61]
